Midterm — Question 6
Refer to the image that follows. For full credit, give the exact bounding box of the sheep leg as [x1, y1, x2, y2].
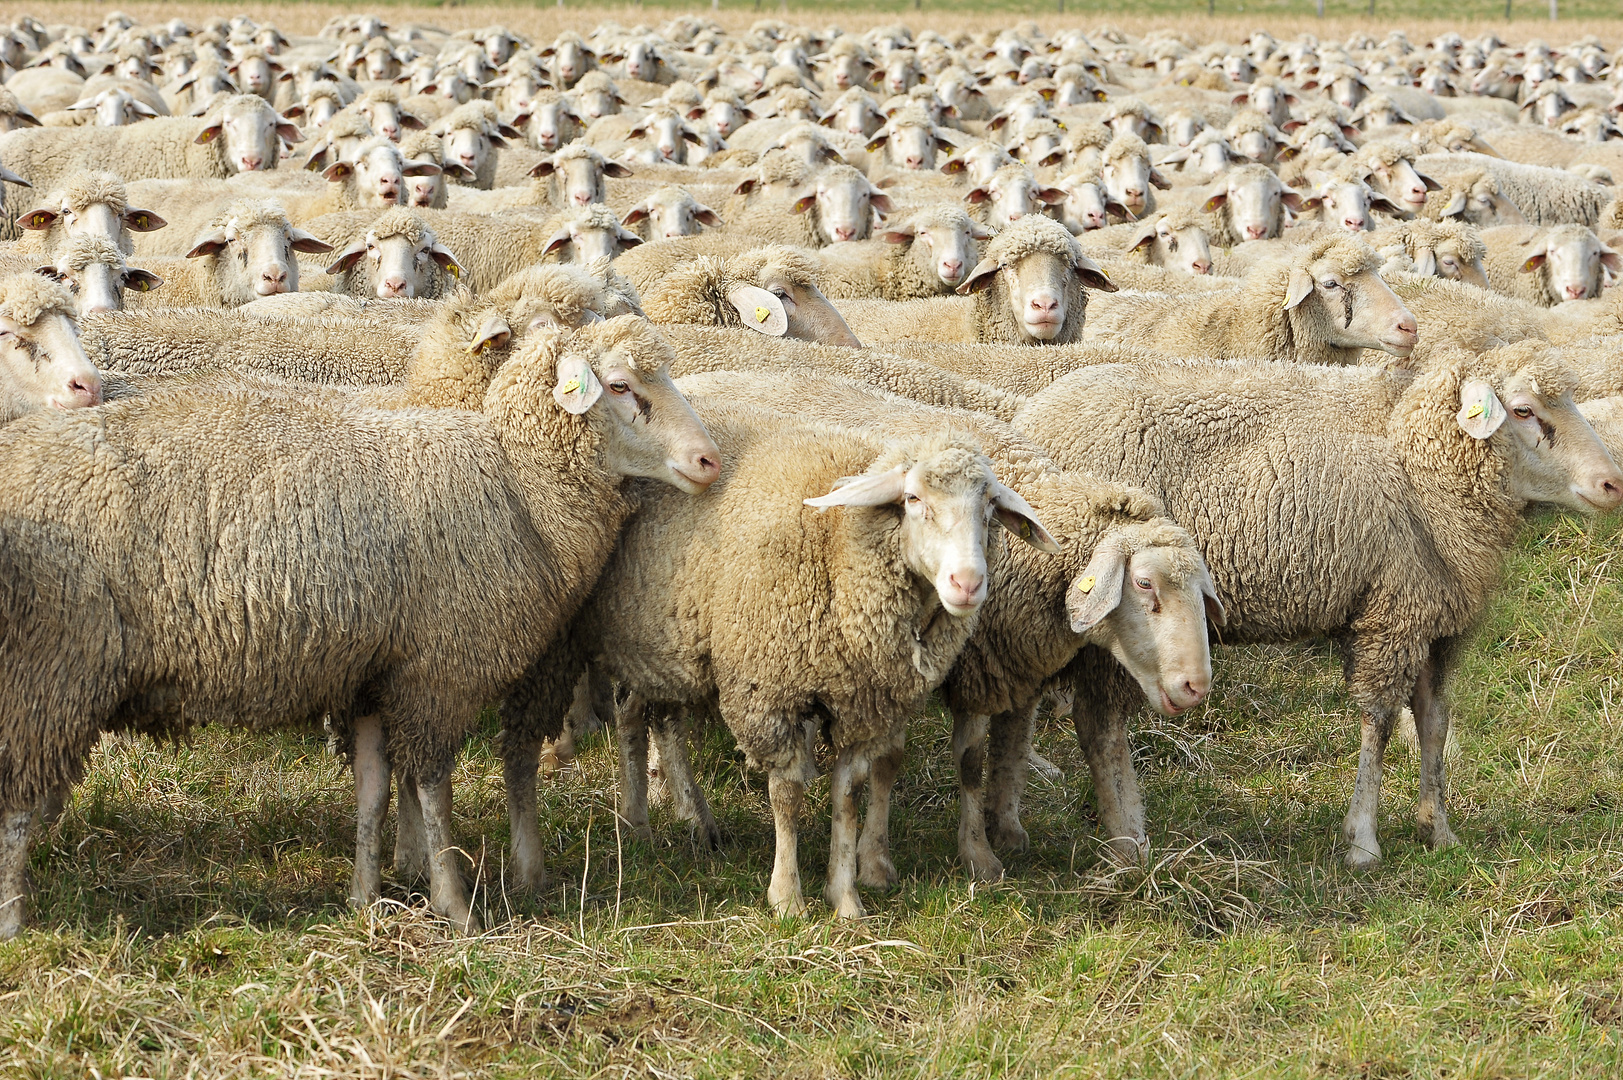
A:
[616, 695, 654, 842]
[1412, 658, 1459, 852]
[856, 732, 904, 890]
[986, 707, 1035, 854]
[1074, 696, 1148, 865]
[394, 771, 429, 884]
[36, 785, 66, 830]
[1342, 705, 1397, 871]
[416, 774, 481, 934]
[350, 713, 391, 908]
[652, 718, 720, 850]
[953, 710, 1004, 881]
[766, 770, 808, 918]
[824, 748, 867, 919]
[0, 808, 32, 940]
[502, 738, 548, 894]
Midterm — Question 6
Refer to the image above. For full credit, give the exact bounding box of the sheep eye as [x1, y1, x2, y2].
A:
[609, 380, 630, 394]
[1134, 577, 1153, 591]
[1513, 405, 1534, 419]
[905, 493, 921, 505]
[1321, 279, 1341, 290]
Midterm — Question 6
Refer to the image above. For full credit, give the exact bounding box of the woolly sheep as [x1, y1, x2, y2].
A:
[1419, 153, 1610, 227]
[1085, 233, 1418, 365]
[964, 162, 1064, 231]
[433, 100, 518, 189]
[0, 94, 302, 194]
[25, 232, 162, 314]
[817, 203, 992, 299]
[620, 184, 723, 241]
[1077, 207, 1215, 276]
[321, 207, 465, 300]
[126, 198, 334, 307]
[13, 168, 165, 257]
[513, 89, 584, 152]
[1015, 347, 1623, 867]
[1367, 219, 1490, 288]
[1482, 223, 1622, 306]
[558, 399, 1055, 916]
[0, 316, 722, 939]
[1098, 132, 1170, 218]
[958, 214, 1117, 345]
[1419, 166, 1529, 227]
[730, 161, 892, 246]
[0, 273, 103, 422]
[643, 244, 860, 345]
[1197, 162, 1310, 245]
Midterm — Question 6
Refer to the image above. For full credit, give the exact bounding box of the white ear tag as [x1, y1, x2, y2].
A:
[553, 354, 603, 414]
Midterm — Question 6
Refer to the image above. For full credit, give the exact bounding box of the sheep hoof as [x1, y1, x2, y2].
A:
[1104, 835, 1150, 867]
[0, 902, 22, 941]
[826, 887, 867, 920]
[1344, 842, 1382, 871]
[857, 853, 897, 890]
[988, 820, 1030, 853]
[961, 846, 1004, 882]
[768, 890, 808, 919]
[1028, 752, 1064, 782]
[1423, 822, 1460, 851]
[631, 824, 655, 845]
[691, 821, 721, 852]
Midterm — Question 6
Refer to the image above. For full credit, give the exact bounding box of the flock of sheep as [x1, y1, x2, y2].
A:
[3, 10, 1623, 938]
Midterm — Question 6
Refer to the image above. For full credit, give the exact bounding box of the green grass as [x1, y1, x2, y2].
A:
[4, 508, 1623, 1077]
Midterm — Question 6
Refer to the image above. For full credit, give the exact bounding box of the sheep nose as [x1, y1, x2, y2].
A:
[381, 276, 409, 296]
[1245, 224, 1268, 239]
[947, 569, 985, 605]
[67, 375, 102, 405]
[940, 258, 962, 280]
[240, 156, 264, 170]
[1083, 210, 1105, 227]
[382, 125, 399, 140]
[832, 226, 855, 241]
[1029, 295, 1059, 316]
[1180, 674, 1212, 706]
[572, 192, 592, 206]
[904, 155, 923, 168]
[1344, 217, 1366, 231]
[659, 144, 676, 158]
[1567, 284, 1589, 299]
[1190, 258, 1212, 274]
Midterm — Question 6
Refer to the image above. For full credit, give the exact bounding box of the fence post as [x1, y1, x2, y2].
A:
[1316, 0, 1324, 17]
[1550, 0, 1558, 19]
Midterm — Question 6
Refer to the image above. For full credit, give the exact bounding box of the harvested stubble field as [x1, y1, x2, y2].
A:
[1, 507, 1621, 1077]
[3, 3, 1623, 1078]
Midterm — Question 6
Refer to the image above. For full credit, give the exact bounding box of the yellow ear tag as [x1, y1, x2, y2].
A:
[755, 306, 770, 323]
[560, 377, 582, 395]
[1019, 520, 1032, 538]
[1466, 402, 1485, 419]
[1078, 575, 1096, 593]
[448, 264, 460, 279]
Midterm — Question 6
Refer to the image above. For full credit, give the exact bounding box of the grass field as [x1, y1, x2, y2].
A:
[3, 504, 1622, 1077]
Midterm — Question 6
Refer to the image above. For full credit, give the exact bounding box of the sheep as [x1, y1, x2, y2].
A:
[13, 168, 165, 257]
[531, 143, 634, 211]
[1224, 107, 1287, 163]
[865, 103, 957, 172]
[1420, 166, 1529, 228]
[397, 130, 460, 209]
[1354, 139, 1442, 216]
[298, 110, 376, 172]
[872, 339, 1169, 398]
[0, 94, 302, 194]
[513, 89, 584, 153]
[619, 184, 724, 241]
[432, 100, 518, 189]
[27, 232, 162, 314]
[548, 399, 1055, 917]
[729, 161, 892, 246]
[957, 214, 1116, 345]
[0, 316, 722, 940]
[0, 272, 103, 423]
[0, 86, 42, 133]
[124, 199, 333, 308]
[1085, 233, 1418, 365]
[817, 203, 992, 299]
[941, 139, 1017, 186]
[61, 85, 163, 127]
[1482, 224, 1622, 307]
[642, 243, 860, 345]
[1096, 132, 1170, 220]
[1197, 163, 1310, 245]
[1077, 207, 1214, 276]
[1367, 219, 1490, 287]
[341, 86, 427, 144]
[1419, 153, 1610, 227]
[319, 207, 464, 299]
[965, 162, 1066, 231]
[538, 202, 644, 264]
[1014, 346, 1623, 868]
[669, 365, 1218, 879]
[1297, 164, 1406, 234]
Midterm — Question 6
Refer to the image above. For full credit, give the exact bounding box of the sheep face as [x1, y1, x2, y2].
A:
[1057, 178, 1127, 233]
[1131, 217, 1213, 275]
[299, 93, 342, 129]
[439, 121, 507, 181]
[524, 98, 582, 150]
[67, 88, 159, 127]
[1101, 147, 1168, 218]
[623, 40, 664, 83]
[881, 53, 921, 97]
[327, 228, 462, 299]
[1068, 530, 1219, 717]
[573, 337, 721, 494]
[1466, 369, 1623, 512]
[572, 84, 621, 120]
[1522, 227, 1621, 303]
[534, 152, 632, 209]
[1283, 256, 1417, 357]
[231, 52, 280, 101]
[21, 195, 166, 256]
[703, 97, 746, 138]
[356, 98, 423, 143]
[328, 143, 439, 208]
[822, 51, 872, 92]
[1414, 238, 1489, 288]
[543, 215, 643, 265]
[188, 214, 333, 299]
[197, 97, 301, 174]
[622, 188, 721, 241]
[941, 142, 1015, 186]
[966, 167, 1064, 232]
[40, 243, 162, 314]
[1308, 177, 1402, 234]
[629, 110, 698, 164]
[1203, 167, 1305, 242]
[1430, 175, 1525, 227]
[0, 308, 100, 411]
[872, 119, 948, 171]
[1229, 124, 1282, 164]
[1164, 109, 1204, 149]
[795, 169, 891, 245]
[1235, 83, 1297, 128]
[404, 160, 450, 208]
[883, 214, 991, 290]
[491, 70, 545, 116]
[961, 246, 1111, 342]
[743, 267, 862, 346]
[1367, 158, 1437, 214]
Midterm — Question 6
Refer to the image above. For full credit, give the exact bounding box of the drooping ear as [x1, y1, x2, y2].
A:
[66, 94, 100, 110]
[121, 268, 164, 292]
[1129, 223, 1159, 252]
[185, 229, 229, 258]
[132, 100, 160, 118]
[725, 283, 787, 335]
[1199, 569, 1227, 627]
[1280, 190, 1307, 213]
[470, 313, 512, 354]
[1457, 377, 1506, 439]
[287, 227, 334, 254]
[1201, 191, 1228, 213]
[1413, 247, 1438, 276]
[17, 208, 58, 230]
[615, 227, 643, 251]
[964, 185, 991, 205]
[968, 221, 995, 241]
[1418, 170, 1442, 192]
[401, 112, 426, 130]
[990, 482, 1061, 552]
[1034, 185, 1068, 206]
[195, 121, 224, 144]
[275, 116, 303, 143]
[1283, 266, 1315, 309]
[603, 161, 634, 178]
[1437, 190, 1468, 218]
[880, 227, 914, 244]
[869, 190, 894, 214]
[1369, 194, 1404, 216]
[528, 158, 556, 178]
[956, 256, 1001, 295]
[543, 227, 574, 258]
[694, 204, 723, 227]
[324, 239, 368, 274]
[403, 160, 441, 178]
[621, 204, 650, 226]
[864, 131, 889, 152]
[1066, 537, 1127, 633]
[429, 242, 464, 277]
[941, 156, 967, 174]
[31, 265, 65, 282]
[322, 161, 355, 184]
[552, 352, 603, 414]
[733, 177, 760, 196]
[444, 163, 476, 182]
[1105, 198, 1136, 221]
[1148, 166, 1171, 190]
[792, 194, 817, 214]
[1519, 241, 1548, 273]
[804, 466, 907, 509]
[1072, 251, 1117, 292]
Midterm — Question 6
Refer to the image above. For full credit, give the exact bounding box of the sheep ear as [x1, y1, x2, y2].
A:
[132, 100, 160, 118]
[121, 268, 164, 292]
[726, 284, 788, 336]
[694, 205, 723, 227]
[804, 467, 907, 509]
[18, 208, 58, 230]
[1414, 248, 1438, 276]
[991, 482, 1061, 553]
[1519, 244, 1548, 273]
[1283, 267, 1314, 309]
[1457, 378, 1506, 439]
[1034, 186, 1068, 206]
[1201, 191, 1228, 213]
[276, 118, 304, 143]
[470, 313, 512, 354]
[1602, 245, 1623, 274]
[603, 161, 634, 178]
[1129, 224, 1158, 252]
[941, 156, 966, 174]
[621, 204, 650, 226]
[880, 228, 913, 244]
[1280, 191, 1307, 213]
[553, 353, 603, 414]
[1066, 538, 1126, 633]
[185, 230, 229, 258]
[1199, 569, 1227, 627]
[964, 186, 991, 205]
[529, 158, 556, 177]
[322, 161, 355, 183]
[1438, 190, 1467, 218]
[195, 122, 223, 144]
[1073, 252, 1117, 292]
[543, 228, 574, 258]
[1148, 167, 1171, 190]
[1106, 198, 1136, 222]
[429, 243, 464, 278]
[968, 221, 995, 241]
[324, 239, 368, 274]
[957, 256, 1001, 295]
[869, 191, 894, 214]
[792, 194, 817, 214]
[733, 177, 759, 195]
[1370, 195, 1404, 216]
[864, 131, 889, 152]
[288, 228, 334, 254]
[403, 160, 441, 177]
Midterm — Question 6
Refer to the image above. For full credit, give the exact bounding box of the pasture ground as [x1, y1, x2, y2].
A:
[5, 3, 1623, 1075]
